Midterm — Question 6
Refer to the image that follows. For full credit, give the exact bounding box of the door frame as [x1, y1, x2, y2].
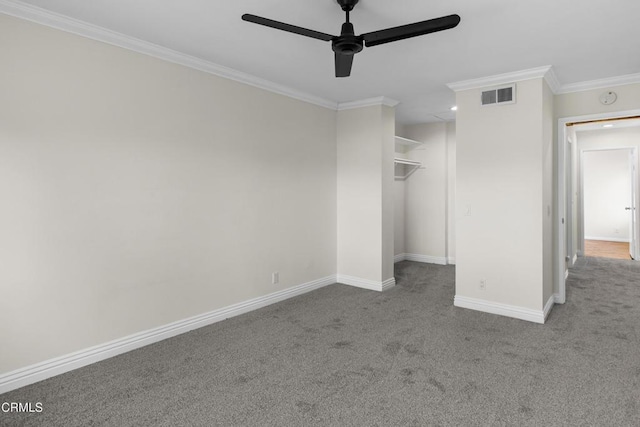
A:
[557, 108, 640, 304]
[630, 148, 639, 259]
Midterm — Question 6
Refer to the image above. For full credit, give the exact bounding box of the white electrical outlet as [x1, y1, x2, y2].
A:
[479, 279, 486, 290]
[272, 272, 279, 284]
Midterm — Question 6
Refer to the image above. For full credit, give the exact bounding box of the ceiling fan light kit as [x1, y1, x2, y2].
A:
[242, 0, 460, 78]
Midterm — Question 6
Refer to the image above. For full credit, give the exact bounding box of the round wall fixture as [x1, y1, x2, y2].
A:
[599, 91, 617, 105]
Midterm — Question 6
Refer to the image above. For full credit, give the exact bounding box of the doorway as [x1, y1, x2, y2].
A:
[581, 148, 634, 260]
[557, 110, 640, 304]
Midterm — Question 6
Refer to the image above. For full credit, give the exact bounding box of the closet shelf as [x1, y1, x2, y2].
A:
[394, 157, 421, 166]
[394, 136, 423, 147]
[394, 157, 422, 180]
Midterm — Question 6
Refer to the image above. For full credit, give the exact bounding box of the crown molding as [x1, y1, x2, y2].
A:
[447, 65, 556, 93]
[0, 0, 339, 110]
[447, 65, 640, 97]
[556, 72, 640, 94]
[543, 66, 562, 94]
[5, 0, 639, 116]
[338, 96, 400, 111]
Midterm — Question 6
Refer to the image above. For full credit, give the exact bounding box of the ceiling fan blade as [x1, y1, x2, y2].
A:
[335, 52, 354, 78]
[242, 14, 334, 42]
[362, 14, 460, 47]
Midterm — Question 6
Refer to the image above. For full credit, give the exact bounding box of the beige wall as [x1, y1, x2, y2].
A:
[336, 105, 395, 284]
[394, 162, 406, 257]
[0, 14, 337, 374]
[446, 122, 457, 263]
[456, 78, 549, 311]
[555, 83, 640, 119]
[542, 81, 555, 305]
[381, 106, 396, 281]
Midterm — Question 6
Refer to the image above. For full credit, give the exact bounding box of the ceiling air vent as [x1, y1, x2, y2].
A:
[481, 84, 516, 106]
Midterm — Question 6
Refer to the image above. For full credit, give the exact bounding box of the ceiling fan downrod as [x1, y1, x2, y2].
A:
[333, 2, 364, 57]
[337, 0, 359, 13]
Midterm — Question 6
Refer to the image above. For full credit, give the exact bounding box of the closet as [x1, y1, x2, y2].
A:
[393, 122, 455, 266]
[394, 135, 424, 261]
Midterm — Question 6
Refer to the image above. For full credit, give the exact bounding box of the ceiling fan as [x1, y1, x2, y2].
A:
[242, 0, 460, 78]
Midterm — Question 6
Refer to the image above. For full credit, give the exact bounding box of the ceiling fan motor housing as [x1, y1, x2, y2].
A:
[332, 22, 363, 55]
[337, 0, 359, 12]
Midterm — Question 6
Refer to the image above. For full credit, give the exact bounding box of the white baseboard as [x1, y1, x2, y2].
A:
[381, 277, 396, 291]
[543, 295, 555, 321]
[585, 236, 630, 243]
[454, 295, 547, 324]
[394, 253, 448, 265]
[553, 293, 565, 304]
[0, 275, 336, 395]
[572, 253, 577, 265]
[404, 253, 448, 265]
[336, 274, 395, 292]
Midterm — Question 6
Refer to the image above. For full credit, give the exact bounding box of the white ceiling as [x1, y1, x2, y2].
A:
[8, 0, 640, 124]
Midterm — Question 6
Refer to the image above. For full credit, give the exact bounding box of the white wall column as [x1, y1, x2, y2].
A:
[449, 68, 555, 323]
[336, 98, 397, 291]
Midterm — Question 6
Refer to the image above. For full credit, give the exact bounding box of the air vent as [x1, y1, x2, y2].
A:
[481, 84, 516, 106]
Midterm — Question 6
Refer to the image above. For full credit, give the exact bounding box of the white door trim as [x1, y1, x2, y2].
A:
[630, 148, 639, 259]
[557, 109, 640, 304]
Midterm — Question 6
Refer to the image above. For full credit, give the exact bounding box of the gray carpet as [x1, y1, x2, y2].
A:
[2, 258, 640, 426]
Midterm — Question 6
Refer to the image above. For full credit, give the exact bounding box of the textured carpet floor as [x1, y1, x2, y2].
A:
[2, 258, 640, 426]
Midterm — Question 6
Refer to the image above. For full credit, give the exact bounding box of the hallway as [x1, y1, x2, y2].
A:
[584, 239, 631, 260]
